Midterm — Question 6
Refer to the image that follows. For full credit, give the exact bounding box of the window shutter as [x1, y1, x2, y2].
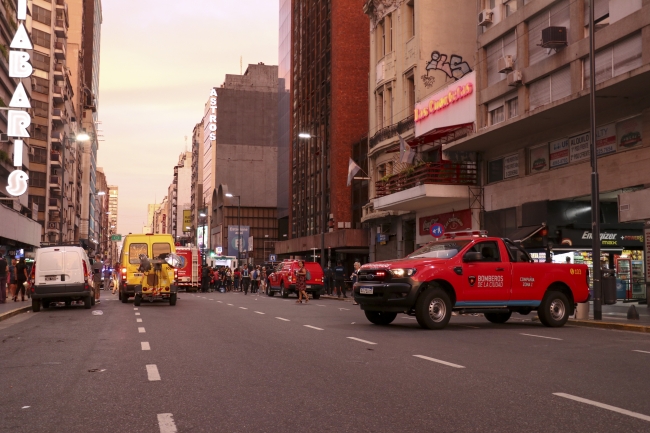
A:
[584, 0, 610, 25]
[529, 76, 551, 110]
[550, 0, 571, 43]
[551, 67, 571, 102]
[528, 12, 548, 66]
[486, 41, 502, 86]
[613, 32, 642, 76]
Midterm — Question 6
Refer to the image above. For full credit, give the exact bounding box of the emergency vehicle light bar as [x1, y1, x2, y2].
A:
[440, 230, 488, 240]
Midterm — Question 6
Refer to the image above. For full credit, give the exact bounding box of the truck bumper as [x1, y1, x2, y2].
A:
[33, 283, 92, 300]
[353, 281, 420, 313]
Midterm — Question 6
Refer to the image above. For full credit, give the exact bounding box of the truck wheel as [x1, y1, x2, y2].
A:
[32, 299, 40, 312]
[65, 300, 72, 307]
[312, 292, 320, 300]
[538, 291, 569, 327]
[484, 312, 512, 324]
[170, 293, 177, 306]
[134, 294, 142, 307]
[415, 287, 452, 330]
[281, 283, 288, 298]
[364, 311, 397, 325]
[121, 292, 129, 303]
[267, 288, 275, 297]
[91, 297, 96, 306]
[42, 301, 51, 309]
[83, 297, 91, 309]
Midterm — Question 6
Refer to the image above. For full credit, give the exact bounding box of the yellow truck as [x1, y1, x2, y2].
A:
[118, 234, 180, 306]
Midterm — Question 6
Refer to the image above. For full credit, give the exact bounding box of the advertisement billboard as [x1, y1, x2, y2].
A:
[228, 225, 250, 257]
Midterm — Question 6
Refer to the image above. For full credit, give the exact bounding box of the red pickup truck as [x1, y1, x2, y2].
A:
[267, 260, 325, 299]
[353, 231, 589, 330]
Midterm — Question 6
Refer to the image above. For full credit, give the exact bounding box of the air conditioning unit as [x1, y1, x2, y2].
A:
[497, 55, 514, 73]
[507, 70, 523, 86]
[478, 10, 493, 26]
[541, 26, 567, 49]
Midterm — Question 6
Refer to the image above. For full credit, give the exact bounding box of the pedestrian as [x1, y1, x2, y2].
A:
[323, 265, 333, 295]
[295, 261, 309, 304]
[334, 261, 346, 298]
[8, 258, 17, 300]
[351, 261, 361, 305]
[241, 265, 250, 295]
[112, 262, 120, 295]
[201, 265, 210, 293]
[259, 266, 267, 294]
[225, 267, 232, 292]
[92, 255, 103, 304]
[251, 266, 260, 294]
[234, 267, 241, 291]
[14, 257, 28, 302]
[0, 255, 8, 304]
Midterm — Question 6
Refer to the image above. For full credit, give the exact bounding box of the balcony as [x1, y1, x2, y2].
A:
[54, 19, 67, 38]
[373, 162, 477, 212]
[54, 41, 66, 60]
[369, 115, 415, 149]
[49, 175, 61, 190]
[50, 151, 62, 166]
[52, 108, 65, 126]
[53, 63, 64, 80]
[48, 198, 61, 209]
[52, 85, 64, 103]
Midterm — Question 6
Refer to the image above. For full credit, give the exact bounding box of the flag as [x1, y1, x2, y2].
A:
[399, 135, 416, 164]
[347, 158, 361, 186]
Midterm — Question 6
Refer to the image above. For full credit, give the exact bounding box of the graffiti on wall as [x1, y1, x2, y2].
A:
[425, 51, 472, 81]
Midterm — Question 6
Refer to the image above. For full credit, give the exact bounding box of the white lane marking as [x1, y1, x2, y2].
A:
[255, 311, 265, 315]
[21, 406, 30, 409]
[276, 317, 290, 321]
[304, 325, 324, 331]
[553, 393, 650, 422]
[138, 327, 146, 333]
[141, 342, 151, 351]
[134, 308, 138, 311]
[521, 333, 563, 341]
[339, 308, 350, 311]
[209, 299, 214, 301]
[413, 355, 465, 369]
[227, 304, 233, 306]
[217, 301, 222, 303]
[347, 337, 377, 345]
[401, 317, 416, 320]
[316, 304, 326, 307]
[157, 413, 178, 433]
[633, 350, 650, 354]
[136, 318, 143, 323]
[239, 307, 248, 310]
[135, 313, 140, 316]
[146, 364, 161, 381]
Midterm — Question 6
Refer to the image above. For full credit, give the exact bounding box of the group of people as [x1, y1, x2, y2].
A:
[0, 256, 30, 304]
[201, 264, 268, 295]
[321, 261, 361, 299]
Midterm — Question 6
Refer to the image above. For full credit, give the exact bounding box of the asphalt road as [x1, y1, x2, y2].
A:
[1, 290, 650, 433]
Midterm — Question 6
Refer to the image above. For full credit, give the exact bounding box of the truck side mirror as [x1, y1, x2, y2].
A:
[463, 252, 483, 263]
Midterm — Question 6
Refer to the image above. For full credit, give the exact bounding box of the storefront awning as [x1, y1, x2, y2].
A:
[408, 122, 474, 148]
[507, 225, 546, 243]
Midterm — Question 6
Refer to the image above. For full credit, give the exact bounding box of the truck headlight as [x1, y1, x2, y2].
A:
[390, 268, 416, 277]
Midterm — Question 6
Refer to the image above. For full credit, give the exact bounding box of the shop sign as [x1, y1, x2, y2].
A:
[208, 88, 217, 141]
[529, 144, 549, 173]
[414, 72, 476, 137]
[4, 1, 31, 197]
[559, 228, 644, 248]
[419, 209, 472, 236]
[596, 123, 616, 156]
[616, 115, 642, 150]
[503, 154, 519, 179]
[569, 132, 591, 163]
[549, 138, 569, 168]
[183, 210, 192, 229]
[376, 233, 389, 244]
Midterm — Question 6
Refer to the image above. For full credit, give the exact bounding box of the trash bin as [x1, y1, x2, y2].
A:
[602, 269, 617, 305]
[576, 302, 589, 320]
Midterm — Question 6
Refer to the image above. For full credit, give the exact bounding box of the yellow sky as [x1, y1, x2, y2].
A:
[97, 0, 279, 235]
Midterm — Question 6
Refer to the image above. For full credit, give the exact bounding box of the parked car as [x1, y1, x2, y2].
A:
[267, 260, 324, 299]
[31, 244, 94, 312]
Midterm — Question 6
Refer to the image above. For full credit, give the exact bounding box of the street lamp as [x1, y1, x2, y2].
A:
[299, 132, 326, 270]
[226, 193, 242, 265]
[60, 133, 90, 242]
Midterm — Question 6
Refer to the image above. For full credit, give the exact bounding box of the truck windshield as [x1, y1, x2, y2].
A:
[407, 240, 471, 259]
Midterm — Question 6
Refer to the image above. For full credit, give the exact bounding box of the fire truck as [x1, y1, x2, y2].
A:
[175, 246, 202, 292]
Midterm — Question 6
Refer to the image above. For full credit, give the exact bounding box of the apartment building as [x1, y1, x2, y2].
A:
[169, 151, 192, 242]
[435, 0, 650, 299]
[190, 120, 203, 246]
[362, 0, 478, 261]
[107, 184, 118, 262]
[276, 0, 370, 267]
[95, 166, 108, 252]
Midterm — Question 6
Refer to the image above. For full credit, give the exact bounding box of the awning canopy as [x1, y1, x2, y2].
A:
[408, 122, 474, 148]
[506, 225, 546, 243]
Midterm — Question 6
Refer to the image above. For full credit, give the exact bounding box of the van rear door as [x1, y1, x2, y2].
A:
[37, 249, 64, 286]
[64, 248, 84, 286]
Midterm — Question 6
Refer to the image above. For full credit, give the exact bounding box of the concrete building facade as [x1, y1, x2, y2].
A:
[190, 121, 204, 246]
[170, 151, 192, 242]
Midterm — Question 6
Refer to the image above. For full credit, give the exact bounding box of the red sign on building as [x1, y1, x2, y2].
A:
[419, 209, 472, 236]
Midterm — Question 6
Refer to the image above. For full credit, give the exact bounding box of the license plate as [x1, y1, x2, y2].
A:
[133, 273, 144, 277]
[45, 276, 57, 281]
[359, 287, 374, 295]
[306, 285, 312, 289]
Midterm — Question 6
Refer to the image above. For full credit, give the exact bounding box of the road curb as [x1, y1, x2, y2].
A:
[568, 318, 650, 333]
[0, 305, 31, 323]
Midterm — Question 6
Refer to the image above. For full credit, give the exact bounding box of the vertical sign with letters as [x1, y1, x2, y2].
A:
[208, 89, 217, 141]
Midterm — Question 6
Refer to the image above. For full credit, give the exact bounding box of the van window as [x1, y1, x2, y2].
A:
[129, 243, 148, 264]
[152, 243, 171, 259]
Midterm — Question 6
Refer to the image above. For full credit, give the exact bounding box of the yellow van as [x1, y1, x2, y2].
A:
[118, 234, 178, 306]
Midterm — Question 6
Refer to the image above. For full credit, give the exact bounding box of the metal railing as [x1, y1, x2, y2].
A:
[375, 161, 477, 197]
[369, 114, 415, 149]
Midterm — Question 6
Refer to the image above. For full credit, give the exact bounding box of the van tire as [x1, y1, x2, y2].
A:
[83, 297, 91, 309]
[281, 283, 288, 298]
[134, 294, 142, 307]
[170, 293, 177, 306]
[312, 292, 320, 300]
[121, 292, 129, 303]
[32, 299, 40, 312]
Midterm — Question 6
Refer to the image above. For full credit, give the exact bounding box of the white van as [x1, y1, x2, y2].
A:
[32, 245, 94, 312]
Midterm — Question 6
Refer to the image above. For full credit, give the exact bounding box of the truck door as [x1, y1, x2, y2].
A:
[461, 241, 511, 304]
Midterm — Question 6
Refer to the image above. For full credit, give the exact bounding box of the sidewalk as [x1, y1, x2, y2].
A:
[569, 301, 650, 333]
[0, 296, 31, 322]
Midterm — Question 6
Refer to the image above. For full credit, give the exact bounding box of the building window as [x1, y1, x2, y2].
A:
[583, 33, 642, 89]
[486, 30, 516, 86]
[388, 13, 393, 52]
[386, 86, 393, 125]
[505, 0, 517, 16]
[32, 51, 50, 72]
[490, 106, 505, 125]
[381, 20, 386, 57]
[32, 29, 51, 49]
[32, 5, 52, 26]
[488, 158, 504, 183]
[528, 0, 570, 66]
[407, 1, 415, 37]
[32, 77, 49, 95]
[28, 195, 46, 212]
[376, 91, 384, 129]
[507, 97, 518, 119]
[30, 124, 49, 141]
[29, 147, 47, 165]
[529, 67, 571, 111]
[33, 100, 49, 118]
[406, 73, 416, 114]
[29, 171, 46, 188]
